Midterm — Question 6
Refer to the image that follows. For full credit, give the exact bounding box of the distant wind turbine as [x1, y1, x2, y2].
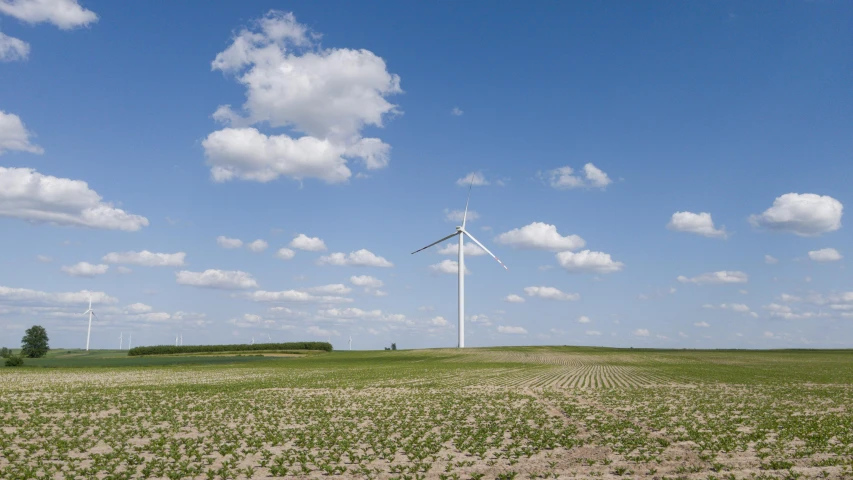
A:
[82, 295, 98, 351]
[180, 334, 183, 346]
[411, 180, 508, 348]
[349, 336, 352, 351]
[128, 332, 132, 349]
[119, 332, 123, 350]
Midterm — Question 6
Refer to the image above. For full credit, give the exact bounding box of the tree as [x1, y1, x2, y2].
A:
[0, 347, 11, 358]
[391, 343, 397, 351]
[21, 325, 49, 358]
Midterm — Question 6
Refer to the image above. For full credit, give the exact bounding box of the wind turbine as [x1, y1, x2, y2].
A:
[119, 332, 123, 350]
[128, 332, 132, 349]
[82, 295, 98, 351]
[411, 181, 507, 348]
[349, 336, 352, 351]
[180, 334, 183, 346]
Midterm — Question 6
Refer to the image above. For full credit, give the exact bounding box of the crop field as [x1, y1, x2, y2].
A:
[1, 347, 852, 479]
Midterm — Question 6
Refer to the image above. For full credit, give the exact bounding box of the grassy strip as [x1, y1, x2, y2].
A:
[128, 341, 332, 356]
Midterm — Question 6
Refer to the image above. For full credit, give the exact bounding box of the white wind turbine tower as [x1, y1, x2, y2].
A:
[128, 332, 132, 349]
[180, 334, 183, 346]
[412, 181, 507, 348]
[82, 295, 98, 351]
[119, 332, 123, 350]
[349, 336, 352, 350]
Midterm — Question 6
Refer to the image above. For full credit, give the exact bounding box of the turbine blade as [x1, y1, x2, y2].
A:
[462, 229, 508, 270]
[411, 232, 459, 255]
[462, 177, 474, 228]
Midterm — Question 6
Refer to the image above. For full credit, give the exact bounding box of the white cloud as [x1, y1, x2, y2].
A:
[217, 236, 243, 249]
[542, 163, 611, 189]
[246, 239, 268, 253]
[0, 111, 43, 154]
[350, 275, 383, 288]
[504, 294, 525, 303]
[667, 211, 727, 238]
[451, 107, 463, 116]
[444, 209, 479, 223]
[577, 315, 591, 324]
[0, 33, 29, 62]
[0, 167, 148, 231]
[102, 250, 186, 267]
[556, 250, 624, 274]
[36, 255, 52, 263]
[763, 303, 825, 320]
[125, 303, 152, 314]
[495, 222, 585, 251]
[317, 307, 381, 319]
[430, 316, 449, 326]
[677, 271, 748, 285]
[765, 254, 779, 265]
[456, 171, 489, 187]
[290, 234, 327, 251]
[318, 249, 393, 267]
[437, 242, 485, 256]
[0, 0, 98, 29]
[228, 313, 276, 329]
[204, 11, 400, 183]
[633, 328, 650, 337]
[694, 321, 710, 328]
[305, 284, 351, 295]
[808, 248, 842, 263]
[275, 248, 295, 260]
[523, 286, 580, 301]
[176, 269, 258, 289]
[247, 290, 352, 304]
[307, 325, 340, 337]
[0, 286, 117, 305]
[585, 330, 602, 336]
[60, 262, 108, 277]
[749, 193, 843, 236]
[497, 325, 527, 335]
[428, 259, 470, 275]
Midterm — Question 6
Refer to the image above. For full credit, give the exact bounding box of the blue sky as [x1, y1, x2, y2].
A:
[1, 1, 851, 350]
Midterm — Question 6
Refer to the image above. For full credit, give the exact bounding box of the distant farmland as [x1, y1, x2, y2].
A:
[1, 347, 852, 479]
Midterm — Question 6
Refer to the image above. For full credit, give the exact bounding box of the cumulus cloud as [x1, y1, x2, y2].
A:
[763, 303, 825, 320]
[290, 234, 327, 251]
[275, 248, 295, 260]
[36, 255, 52, 263]
[585, 330, 602, 336]
[694, 321, 710, 328]
[305, 284, 351, 295]
[216, 236, 242, 249]
[444, 209, 479, 223]
[0, 286, 117, 305]
[577, 316, 590, 324]
[749, 193, 843, 236]
[0, 111, 43, 154]
[523, 286, 580, 301]
[0, 0, 98, 29]
[542, 163, 611, 189]
[0, 167, 148, 231]
[203, 11, 401, 184]
[456, 171, 489, 186]
[677, 271, 748, 285]
[0, 33, 29, 62]
[504, 294, 525, 303]
[496, 222, 585, 251]
[228, 313, 276, 329]
[633, 328, 650, 337]
[307, 325, 340, 337]
[451, 107, 463, 116]
[765, 254, 779, 265]
[316, 307, 381, 319]
[497, 325, 527, 335]
[125, 303, 152, 314]
[318, 249, 393, 267]
[350, 275, 383, 289]
[247, 290, 352, 304]
[808, 248, 842, 263]
[437, 242, 485, 256]
[430, 316, 449, 327]
[60, 262, 108, 277]
[556, 250, 624, 274]
[428, 259, 470, 275]
[246, 239, 268, 253]
[667, 211, 727, 238]
[102, 250, 186, 267]
[176, 269, 258, 289]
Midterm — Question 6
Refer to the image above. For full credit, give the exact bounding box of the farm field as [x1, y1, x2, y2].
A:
[1, 347, 852, 479]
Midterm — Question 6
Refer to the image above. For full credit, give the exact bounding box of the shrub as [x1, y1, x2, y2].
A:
[4, 355, 24, 367]
[0, 347, 11, 358]
[127, 341, 332, 357]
